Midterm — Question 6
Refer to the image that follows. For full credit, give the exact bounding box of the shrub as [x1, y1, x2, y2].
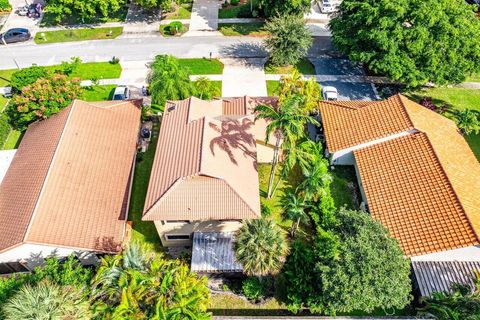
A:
[10, 66, 50, 93]
[43, 0, 125, 25]
[230, 0, 240, 5]
[0, 113, 11, 148]
[58, 57, 82, 76]
[110, 56, 120, 64]
[242, 277, 271, 300]
[0, 0, 11, 12]
[168, 21, 184, 35]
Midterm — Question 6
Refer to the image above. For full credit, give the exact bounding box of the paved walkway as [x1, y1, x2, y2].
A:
[220, 58, 267, 97]
[188, 0, 219, 32]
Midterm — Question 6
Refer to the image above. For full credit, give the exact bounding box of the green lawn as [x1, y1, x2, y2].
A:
[218, 23, 267, 36]
[81, 85, 116, 101]
[404, 87, 480, 160]
[0, 95, 8, 111]
[264, 58, 316, 75]
[34, 27, 123, 44]
[40, 6, 128, 26]
[0, 69, 16, 87]
[159, 23, 188, 37]
[210, 294, 288, 316]
[0, 62, 122, 88]
[128, 122, 162, 252]
[163, 3, 192, 19]
[330, 166, 358, 210]
[266, 80, 279, 96]
[178, 58, 224, 75]
[3, 130, 23, 150]
[218, 2, 253, 19]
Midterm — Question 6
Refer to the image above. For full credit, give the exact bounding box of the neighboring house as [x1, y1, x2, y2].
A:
[318, 94, 480, 295]
[0, 100, 141, 274]
[142, 96, 277, 272]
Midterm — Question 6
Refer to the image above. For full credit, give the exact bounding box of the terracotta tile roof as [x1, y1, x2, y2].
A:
[143, 96, 271, 221]
[319, 95, 414, 152]
[320, 94, 480, 256]
[0, 100, 141, 253]
[354, 133, 478, 256]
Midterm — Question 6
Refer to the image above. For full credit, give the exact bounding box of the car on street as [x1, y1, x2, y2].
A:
[112, 85, 130, 100]
[322, 86, 338, 101]
[318, 0, 340, 13]
[0, 28, 31, 44]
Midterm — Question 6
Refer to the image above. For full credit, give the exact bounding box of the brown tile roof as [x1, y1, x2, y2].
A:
[319, 95, 414, 152]
[320, 94, 480, 256]
[0, 100, 141, 253]
[143, 96, 271, 221]
[354, 133, 478, 256]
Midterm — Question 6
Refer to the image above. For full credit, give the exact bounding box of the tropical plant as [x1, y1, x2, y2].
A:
[297, 157, 332, 201]
[234, 218, 289, 277]
[330, 0, 480, 87]
[149, 55, 196, 107]
[254, 95, 317, 198]
[264, 15, 312, 67]
[278, 70, 322, 114]
[455, 109, 480, 135]
[2, 280, 91, 320]
[418, 280, 480, 320]
[281, 188, 309, 237]
[194, 76, 220, 100]
[242, 276, 272, 301]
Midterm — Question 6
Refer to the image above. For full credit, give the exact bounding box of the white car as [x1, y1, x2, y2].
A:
[322, 86, 338, 101]
[319, 0, 337, 13]
[112, 85, 130, 101]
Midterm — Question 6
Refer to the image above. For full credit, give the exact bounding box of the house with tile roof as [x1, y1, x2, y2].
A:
[142, 96, 277, 256]
[318, 94, 480, 260]
[0, 100, 141, 274]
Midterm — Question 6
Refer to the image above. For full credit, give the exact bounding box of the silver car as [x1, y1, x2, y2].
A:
[112, 85, 130, 100]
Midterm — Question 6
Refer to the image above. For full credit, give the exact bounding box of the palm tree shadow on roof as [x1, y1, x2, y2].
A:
[208, 117, 258, 171]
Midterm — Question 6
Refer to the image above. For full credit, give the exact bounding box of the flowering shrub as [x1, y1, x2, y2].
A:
[419, 96, 446, 114]
[6, 74, 82, 130]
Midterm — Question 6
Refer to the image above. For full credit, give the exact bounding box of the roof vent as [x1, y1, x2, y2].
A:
[167, 105, 176, 112]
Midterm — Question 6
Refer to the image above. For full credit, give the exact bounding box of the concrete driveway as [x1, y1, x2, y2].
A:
[311, 57, 377, 100]
[188, 0, 219, 32]
[221, 58, 267, 97]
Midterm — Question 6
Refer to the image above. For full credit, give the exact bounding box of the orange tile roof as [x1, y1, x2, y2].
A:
[0, 100, 141, 253]
[319, 95, 414, 152]
[143, 96, 273, 221]
[320, 94, 480, 256]
[354, 133, 478, 256]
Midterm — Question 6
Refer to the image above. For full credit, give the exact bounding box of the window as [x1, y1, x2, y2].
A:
[0, 262, 29, 274]
[162, 220, 190, 225]
[165, 234, 191, 241]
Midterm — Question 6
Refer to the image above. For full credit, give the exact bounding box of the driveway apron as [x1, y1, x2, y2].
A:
[221, 58, 267, 97]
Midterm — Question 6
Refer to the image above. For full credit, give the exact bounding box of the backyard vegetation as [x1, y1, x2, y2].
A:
[34, 27, 123, 44]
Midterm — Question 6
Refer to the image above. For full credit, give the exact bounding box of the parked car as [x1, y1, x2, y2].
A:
[0, 28, 31, 44]
[112, 85, 130, 100]
[318, 0, 339, 13]
[322, 86, 338, 101]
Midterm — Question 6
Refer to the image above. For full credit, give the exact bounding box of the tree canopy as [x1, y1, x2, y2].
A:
[257, 0, 310, 17]
[44, 0, 125, 24]
[329, 0, 480, 87]
[264, 15, 312, 67]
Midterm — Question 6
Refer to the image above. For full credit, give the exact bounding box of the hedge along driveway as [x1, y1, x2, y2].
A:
[34, 27, 123, 44]
[0, 62, 122, 87]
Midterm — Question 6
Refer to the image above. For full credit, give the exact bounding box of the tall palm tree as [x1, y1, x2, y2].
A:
[234, 218, 290, 277]
[194, 76, 211, 100]
[149, 55, 195, 107]
[255, 95, 318, 198]
[281, 188, 310, 237]
[298, 157, 332, 201]
[3, 280, 91, 320]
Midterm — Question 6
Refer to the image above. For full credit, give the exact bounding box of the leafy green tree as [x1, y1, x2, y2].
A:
[257, 0, 310, 17]
[92, 242, 211, 319]
[255, 95, 316, 198]
[44, 0, 125, 24]
[281, 189, 309, 237]
[277, 70, 322, 114]
[149, 55, 196, 107]
[418, 279, 480, 320]
[330, 0, 480, 87]
[6, 74, 82, 130]
[264, 15, 312, 67]
[455, 109, 480, 135]
[316, 208, 412, 314]
[194, 76, 220, 100]
[10, 65, 49, 93]
[234, 218, 289, 277]
[3, 280, 91, 320]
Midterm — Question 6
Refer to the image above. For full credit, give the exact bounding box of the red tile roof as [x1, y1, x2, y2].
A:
[0, 100, 141, 253]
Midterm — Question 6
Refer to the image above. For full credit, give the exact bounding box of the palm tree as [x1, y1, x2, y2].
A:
[255, 95, 318, 198]
[149, 55, 195, 107]
[298, 157, 332, 201]
[3, 280, 91, 320]
[194, 76, 211, 100]
[281, 188, 310, 237]
[278, 70, 322, 115]
[234, 218, 290, 277]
